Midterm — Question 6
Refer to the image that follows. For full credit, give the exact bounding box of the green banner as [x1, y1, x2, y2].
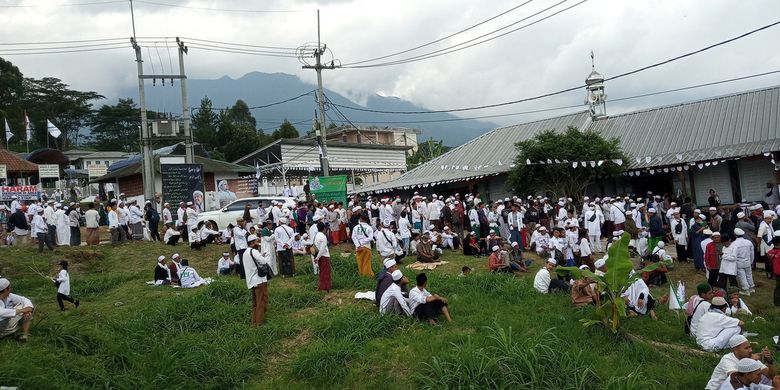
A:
[308, 175, 348, 205]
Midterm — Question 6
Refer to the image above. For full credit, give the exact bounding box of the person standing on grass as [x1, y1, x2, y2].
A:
[733, 228, 756, 295]
[52, 260, 79, 311]
[275, 217, 296, 277]
[313, 221, 331, 291]
[704, 232, 721, 287]
[0, 278, 34, 342]
[243, 234, 270, 327]
[705, 334, 776, 390]
[84, 202, 100, 245]
[408, 273, 452, 325]
[32, 208, 54, 253]
[233, 218, 248, 279]
[351, 213, 375, 277]
[767, 236, 780, 306]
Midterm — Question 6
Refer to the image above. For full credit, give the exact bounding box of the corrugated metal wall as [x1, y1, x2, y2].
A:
[281, 144, 407, 171]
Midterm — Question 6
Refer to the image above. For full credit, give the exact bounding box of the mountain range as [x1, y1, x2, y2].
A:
[117, 71, 498, 147]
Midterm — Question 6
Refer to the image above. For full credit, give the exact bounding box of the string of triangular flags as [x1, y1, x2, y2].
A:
[439, 159, 625, 171]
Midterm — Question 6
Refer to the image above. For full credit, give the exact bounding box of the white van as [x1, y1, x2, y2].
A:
[196, 196, 297, 230]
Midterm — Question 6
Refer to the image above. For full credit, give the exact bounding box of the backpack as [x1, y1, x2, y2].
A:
[684, 300, 705, 335]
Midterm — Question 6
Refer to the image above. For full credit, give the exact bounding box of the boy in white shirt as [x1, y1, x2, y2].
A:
[52, 260, 79, 311]
[408, 273, 452, 325]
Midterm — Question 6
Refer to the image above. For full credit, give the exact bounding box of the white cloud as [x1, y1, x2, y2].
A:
[1, 0, 779, 126]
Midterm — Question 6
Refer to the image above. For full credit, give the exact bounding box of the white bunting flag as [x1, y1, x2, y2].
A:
[704, 162, 711, 167]
[635, 157, 641, 164]
[4, 118, 12, 142]
[676, 154, 683, 160]
[546, 159, 552, 164]
[526, 159, 531, 165]
[597, 160, 604, 166]
[683, 165, 689, 170]
[697, 163, 704, 169]
[712, 161, 719, 166]
[649, 169, 655, 174]
[589, 161, 596, 168]
[645, 156, 652, 164]
[510, 164, 516, 168]
[554, 159, 561, 164]
[663, 168, 669, 173]
[572, 162, 578, 168]
[581, 161, 586, 167]
[676, 166, 683, 171]
[612, 159, 623, 165]
[47, 119, 61, 138]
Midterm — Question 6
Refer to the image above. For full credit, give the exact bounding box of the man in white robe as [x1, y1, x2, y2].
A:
[705, 334, 775, 390]
[695, 296, 744, 352]
[55, 205, 70, 246]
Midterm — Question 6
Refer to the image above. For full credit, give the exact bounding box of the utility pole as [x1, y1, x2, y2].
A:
[302, 10, 335, 176]
[131, 37, 156, 202]
[177, 37, 194, 164]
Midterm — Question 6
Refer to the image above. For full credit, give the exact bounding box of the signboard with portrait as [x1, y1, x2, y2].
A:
[161, 164, 205, 212]
[217, 177, 258, 208]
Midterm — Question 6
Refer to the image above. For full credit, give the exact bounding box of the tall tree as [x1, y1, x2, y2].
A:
[407, 138, 449, 169]
[191, 96, 219, 147]
[21, 77, 103, 149]
[228, 99, 256, 129]
[271, 119, 299, 140]
[89, 98, 154, 152]
[0, 57, 24, 148]
[506, 127, 627, 199]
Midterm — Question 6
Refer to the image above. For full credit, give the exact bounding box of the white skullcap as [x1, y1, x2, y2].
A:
[382, 219, 392, 227]
[594, 258, 606, 269]
[504, 197, 510, 202]
[578, 265, 589, 270]
[312, 215, 322, 222]
[703, 229, 713, 235]
[172, 253, 180, 259]
[511, 241, 519, 247]
[157, 255, 166, 262]
[222, 252, 230, 256]
[736, 358, 764, 373]
[764, 211, 775, 219]
[279, 217, 289, 224]
[546, 258, 558, 265]
[693, 209, 701, 213]
[737, 212, 746, 219]
[492, 245, 500, 252]
[383, 258, 396, 269]
[648, 208, 656, 213]
[728, 334, 749, 349]
[734, 228, 745, 236]
[186, 201, 193, 206]
[749, 204, 763, 211]
[709, 206, 717, 211]
[657, 241, 665, 248]
[247, 234, 259, 242]
[391, 270, 403, 281]
[0, 278, 9, 291]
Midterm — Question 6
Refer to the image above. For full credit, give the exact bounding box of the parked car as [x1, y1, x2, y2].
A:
[196, 196, 296, 230]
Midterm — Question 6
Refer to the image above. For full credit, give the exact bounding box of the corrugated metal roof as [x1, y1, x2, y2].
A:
[591, 85, 780, 169]
[358, 111, 591, 192]
[360, 85, 780, 193]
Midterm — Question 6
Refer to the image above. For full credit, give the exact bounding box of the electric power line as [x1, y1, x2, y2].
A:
[133, 0, 300, 13]
[190, 90, 317, 112]
[331, 68, 780, 125]
[181, 36, 299, 51]
[186, 44, 302, 58]
[342, 0, 535, 66]
[0, 45, 128, 55]
[0, 0, 124, 7]
[341, 0, 583, 68]
[331, 19, 780, 114]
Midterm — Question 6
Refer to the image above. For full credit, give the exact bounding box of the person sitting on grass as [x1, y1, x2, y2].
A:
[189, 226, 204, 250]
[571, 265, 601, 307]
[686, 282, 714, 338]
[509, 241, 531, 272]
[623, 272, 659, 320]
[417, 232, 440, 263]
[290, 233, 307, 256]
[534, 226, 552, 257]
[409, 232, 421, 255]
[695, 296, 744, 352]
[463, 231, 481, 257]
[408, 273, 452, 325]
[154, 256, 171, 285]
[440, 226, 457, 250]
[533, 258, 569, 294]
[379, 270, 412, 316]
[641, 253, 669, 287]
[168, 254, 182, 286]
[718, 358, 780, 390]
[488, 245, 511, 273]
[0, 277, 34, 342]
[594, 257, 607, 277]
[725, 289, 753, 316]
[375, 258, 408, 306]
[52, 260, 79, 311]
[178, 259, 209, 288]
[480, 231, 503, 255]
[459, 266, 472, 277]
[198, 221, 221, 245]
[163, 221, 181, 246]
[217, 252, 237, 275]
[705, 334, 776, 390]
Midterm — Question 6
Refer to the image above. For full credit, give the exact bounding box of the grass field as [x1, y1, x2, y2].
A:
[1, 235, 778, 389]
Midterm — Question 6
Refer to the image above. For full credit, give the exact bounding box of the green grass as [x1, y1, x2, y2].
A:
[0, 238, 778, 389]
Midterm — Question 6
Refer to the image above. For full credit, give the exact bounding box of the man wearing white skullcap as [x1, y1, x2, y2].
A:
[732, 228, 756, 295]
[533, 258, 568, 294]
[379, 270, 412, 316]
[670, 208, 689, 263]
[274, 217, 296, 277]
[695, 296, 744, 352]
[705, 334, 775, 389]
[375, 258, 402, 306]
[757, 211, 776, 279]
[0, 277, 34, 341]
[718, 358, 775, 390]
[217, 252, 237, 275]
[647, 208, 664, 251]
[376, 218, 403, 262]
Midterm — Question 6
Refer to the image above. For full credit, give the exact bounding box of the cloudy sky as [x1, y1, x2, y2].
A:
[1, 0, 779, 126]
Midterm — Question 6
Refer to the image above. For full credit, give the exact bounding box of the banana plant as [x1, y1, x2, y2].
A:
[557, 232, 670, 333]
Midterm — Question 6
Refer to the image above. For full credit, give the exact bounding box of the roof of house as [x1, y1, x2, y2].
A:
[91, 155, 254, 183]
[0, 147, 39, 173]
[233, 138, 412, 167]
[79, 151, 132, 160]
[358, 84, 780, 193]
